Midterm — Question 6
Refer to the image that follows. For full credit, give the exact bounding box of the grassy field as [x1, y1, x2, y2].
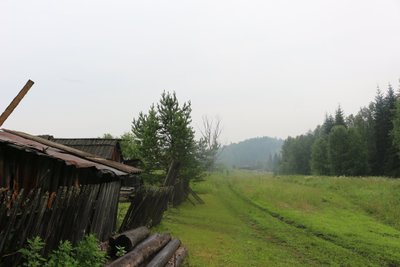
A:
[154, 171, 400, 266]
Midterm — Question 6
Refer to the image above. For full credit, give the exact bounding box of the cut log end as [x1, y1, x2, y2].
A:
[146, 238, 181, 267]
[110, 226, 150, 256]
[165, 246, 188, 267]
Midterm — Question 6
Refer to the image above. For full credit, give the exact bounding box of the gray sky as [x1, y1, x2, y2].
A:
[1, 0, 400, 143]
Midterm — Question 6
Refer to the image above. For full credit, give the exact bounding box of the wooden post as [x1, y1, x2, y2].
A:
[164, 160, 180, 186]
[0, 80, 34, 127]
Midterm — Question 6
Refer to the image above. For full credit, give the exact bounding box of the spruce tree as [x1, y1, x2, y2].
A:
[311, 137, 330, 175]
[334, 106, 346, 127]
[131, 91, 200, 184]
[383, 84, 400, 176]
[132, 105, 162, 178]
[322, 114, 335, 135]
[372, 88, 386, 175]
[328, 125, 349, 176]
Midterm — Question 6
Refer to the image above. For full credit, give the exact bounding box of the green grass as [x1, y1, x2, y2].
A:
[154, 171, 400, 266]
[116, 202, 130, 230]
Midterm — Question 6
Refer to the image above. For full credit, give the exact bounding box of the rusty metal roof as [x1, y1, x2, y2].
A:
[0, 129, 142, 176]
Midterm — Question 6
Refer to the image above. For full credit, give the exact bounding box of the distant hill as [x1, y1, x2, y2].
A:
[218, 136, 283, 170]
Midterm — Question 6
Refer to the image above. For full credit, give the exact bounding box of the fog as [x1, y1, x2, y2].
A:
[1, 0, 400, 143]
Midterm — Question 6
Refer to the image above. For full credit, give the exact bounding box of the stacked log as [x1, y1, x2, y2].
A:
[165, 247, 188, 267]
[106, 227, 187, 267]
[146, 239, 181, 267]
[109, 226, 150, 256]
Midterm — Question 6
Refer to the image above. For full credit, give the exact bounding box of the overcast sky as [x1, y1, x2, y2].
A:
[1, 0, 400, 144]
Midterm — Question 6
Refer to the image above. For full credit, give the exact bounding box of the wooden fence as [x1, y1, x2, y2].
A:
[119, 179, 197, 232]
[119, 186, 173, 232]
[0, 181, 120, 266]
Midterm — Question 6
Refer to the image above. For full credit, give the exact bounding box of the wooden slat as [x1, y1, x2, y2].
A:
[0, 80, 34, 127]
[0, 189, 24, 253]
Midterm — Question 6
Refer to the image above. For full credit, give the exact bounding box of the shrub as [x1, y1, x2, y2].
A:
[19, 236, 45, 267]
[75, 235, 107, 267]
[19, 235, 107, 267]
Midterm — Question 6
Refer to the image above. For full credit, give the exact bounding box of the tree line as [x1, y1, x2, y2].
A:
[279, 83, 400, 177]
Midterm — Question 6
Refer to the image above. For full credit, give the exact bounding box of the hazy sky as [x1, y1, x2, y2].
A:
[1, 0, 400, 144]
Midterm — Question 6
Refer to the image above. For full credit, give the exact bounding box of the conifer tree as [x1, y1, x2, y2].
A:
[311, 137, 330, 175]
[131, 91, 200, 184]
[328, 125, 349, 176]
[322, 114, 335, 135]
[334, 106, 346, 127]
[372, 88, 387, 175]
[383, 84, 400, 176]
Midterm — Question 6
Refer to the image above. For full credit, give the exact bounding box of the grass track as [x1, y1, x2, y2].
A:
[155, 172, 400, 266]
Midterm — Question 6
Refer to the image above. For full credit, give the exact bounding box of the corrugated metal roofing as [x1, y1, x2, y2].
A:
[0, 129, 142, 175]
[51, 139, 120, 160]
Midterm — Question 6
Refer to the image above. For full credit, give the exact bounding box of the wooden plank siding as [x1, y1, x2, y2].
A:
[0, 181, 121, 266]
[0, 143, 119, 194]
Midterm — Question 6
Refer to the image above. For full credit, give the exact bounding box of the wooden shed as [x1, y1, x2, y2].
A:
[0, 128, 143, 264]
[0, 129, 141, 193]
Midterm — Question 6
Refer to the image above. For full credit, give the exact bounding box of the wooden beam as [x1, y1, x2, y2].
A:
[0, 80, 34, 127]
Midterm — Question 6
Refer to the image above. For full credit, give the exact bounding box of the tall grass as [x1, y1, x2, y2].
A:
[155, 171, 400, 266]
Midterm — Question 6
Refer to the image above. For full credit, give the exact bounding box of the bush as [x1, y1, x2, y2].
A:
[19, 235, 107, 267]
[45, 240, 77, 267]
[19, 236, 45, 267]
[75, 235, 107, 267]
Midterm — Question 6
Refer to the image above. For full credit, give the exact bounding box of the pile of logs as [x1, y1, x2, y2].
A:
[105, 226, 187, 267]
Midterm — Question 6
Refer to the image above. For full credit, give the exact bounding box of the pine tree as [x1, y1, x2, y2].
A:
[157, 91, 196, 174]
[322, 114, 335, 135]
[372, 88, 386, 175]
[131, 91, 200, 184]
[345, 128, 368, 176]
[328, 125, 349, 176]
[311, 137, 330, 175]
[132, 105, 161, 174]
[383, 84, 400, 176]
[278, 133, 314, 175]
[334, 106, 346, 127]
[353, 105, 375, 175]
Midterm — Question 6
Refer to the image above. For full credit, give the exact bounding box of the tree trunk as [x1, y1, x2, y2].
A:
[106, 233, 171, 267]
[146, 238, 181, 267]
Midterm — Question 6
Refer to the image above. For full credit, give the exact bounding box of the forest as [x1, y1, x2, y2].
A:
[278, 83, 400, 177]
[218, 137, 283, 171]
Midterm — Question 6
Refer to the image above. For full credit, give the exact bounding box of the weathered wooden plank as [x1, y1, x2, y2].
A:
[0, 188, 24, 253]
[0, 80, 34, 127]
[44, 187, 66, 253]
[32, 192, 49, 237]
[188, 186, 204, 204]
[108, 181, 121, 235]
